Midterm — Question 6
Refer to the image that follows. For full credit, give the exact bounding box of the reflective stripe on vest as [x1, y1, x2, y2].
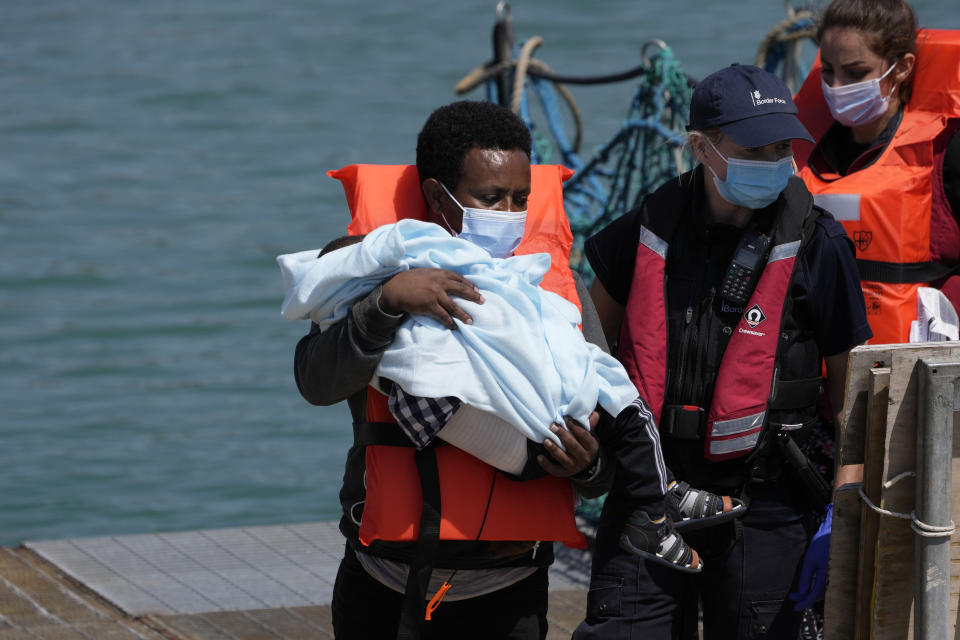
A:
[794, 30, 960, 345]
[330, 163, 586, 549]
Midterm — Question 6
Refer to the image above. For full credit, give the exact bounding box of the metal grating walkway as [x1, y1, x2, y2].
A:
[7, 521, 591, 638]
[26, 522, 346, 616]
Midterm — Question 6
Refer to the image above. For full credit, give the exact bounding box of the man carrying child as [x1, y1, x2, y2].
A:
[287, 100, 740, 640]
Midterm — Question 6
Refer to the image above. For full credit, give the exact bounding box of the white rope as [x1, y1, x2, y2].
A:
[858, 485, 911, 520]
[910, 513, 956, 538]
[858, 480, 956, 539]
[883, 470, 916, 489]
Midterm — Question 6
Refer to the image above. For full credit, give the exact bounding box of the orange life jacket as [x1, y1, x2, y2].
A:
[328, 163, 587, 549]
[794, 30, 960, 344]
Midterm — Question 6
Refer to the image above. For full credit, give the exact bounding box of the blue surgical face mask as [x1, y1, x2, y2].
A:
[439, 183, 527, 258]
[821, 62, 898, 127]
[706, 139, 795, 209]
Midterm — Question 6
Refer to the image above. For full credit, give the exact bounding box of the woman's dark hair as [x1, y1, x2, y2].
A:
[415, 101, 532, 190]
[816, 0, 918, 103]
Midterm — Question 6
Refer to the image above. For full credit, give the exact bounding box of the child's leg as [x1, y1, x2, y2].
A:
[594, 397, 671, 518]
[597, 397, 745, 573]
[598, 397, 746, 531]
[597, 398, 700, 573]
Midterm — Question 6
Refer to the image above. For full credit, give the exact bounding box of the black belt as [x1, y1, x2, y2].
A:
[857, 259, 960, 284]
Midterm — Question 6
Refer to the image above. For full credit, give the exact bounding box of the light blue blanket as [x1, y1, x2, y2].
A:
[278, 219, 638, 446]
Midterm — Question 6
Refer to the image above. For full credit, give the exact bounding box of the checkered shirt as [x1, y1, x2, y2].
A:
[387, 384, 462, 449]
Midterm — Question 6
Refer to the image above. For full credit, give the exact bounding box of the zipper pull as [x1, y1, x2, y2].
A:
[531, 541, 541, 559]
[685, 305, 693, 325]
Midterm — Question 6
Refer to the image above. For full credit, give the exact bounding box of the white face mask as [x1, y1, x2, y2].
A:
[820, 61, 898, 127]
[439, 182, 527, 259]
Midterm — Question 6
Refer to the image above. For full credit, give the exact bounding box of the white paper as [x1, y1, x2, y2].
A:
[909, 287, 959, 343]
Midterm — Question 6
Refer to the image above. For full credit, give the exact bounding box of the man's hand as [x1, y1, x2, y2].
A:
[537, 412, 600, 477]
[379, 269, 484, 328]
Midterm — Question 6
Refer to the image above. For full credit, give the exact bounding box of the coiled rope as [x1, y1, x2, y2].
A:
[755, 1, 817, 93]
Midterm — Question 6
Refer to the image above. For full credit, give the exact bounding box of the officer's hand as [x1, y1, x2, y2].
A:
[788, 503, 833, 610]
[379, 269, 484, 329]
[538, 412, 600, 477]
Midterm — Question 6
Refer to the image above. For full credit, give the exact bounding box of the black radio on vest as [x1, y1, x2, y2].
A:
[719, 230, 771, 305]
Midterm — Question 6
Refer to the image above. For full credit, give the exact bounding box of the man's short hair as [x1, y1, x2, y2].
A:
[415, 101, 532, 191]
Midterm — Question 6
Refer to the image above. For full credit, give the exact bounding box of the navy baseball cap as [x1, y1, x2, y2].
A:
[687, 64, 813, 147]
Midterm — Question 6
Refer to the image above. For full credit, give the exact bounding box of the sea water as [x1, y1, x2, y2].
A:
[1, 0, 955, 546]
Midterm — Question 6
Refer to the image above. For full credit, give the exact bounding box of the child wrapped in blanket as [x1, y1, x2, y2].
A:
[279, 221, 746, 573]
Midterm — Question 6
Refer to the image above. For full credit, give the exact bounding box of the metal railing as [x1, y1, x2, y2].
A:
[915, 358, 960, 639]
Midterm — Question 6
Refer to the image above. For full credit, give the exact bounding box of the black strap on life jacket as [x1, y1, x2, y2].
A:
[353, 421, 435, 448]
[396, 445, 442, 640]
[767, 377, 823, 411]
[856, 259, 960, 284]
[351, 422, 446, 639]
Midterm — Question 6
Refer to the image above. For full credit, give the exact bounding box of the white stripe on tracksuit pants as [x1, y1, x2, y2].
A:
[596, 395, 673, 517]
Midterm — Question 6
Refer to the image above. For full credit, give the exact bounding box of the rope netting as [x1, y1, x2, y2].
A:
[559, 43, 694, 279]
[457, 35, 695, 281]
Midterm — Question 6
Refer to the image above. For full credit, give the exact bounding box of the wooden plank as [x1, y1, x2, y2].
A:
[546, 589, 588, 639]
[149, 613, 238, 639]
[871, 344, 960, 640]
[824, 483, 863, 640]
[854, 367, 889, 640]
[822, 345, 894, 640]
[872, 349, 924, 640]
[839, 344, 912, 466]
[0, 549, 167, 640]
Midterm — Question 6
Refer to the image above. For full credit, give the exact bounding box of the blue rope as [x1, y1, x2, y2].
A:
[546, 45, 694, 280]
[762, 17, 814, 74]
[531, 75, 583, 171]
[761, 15, 815, 94]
